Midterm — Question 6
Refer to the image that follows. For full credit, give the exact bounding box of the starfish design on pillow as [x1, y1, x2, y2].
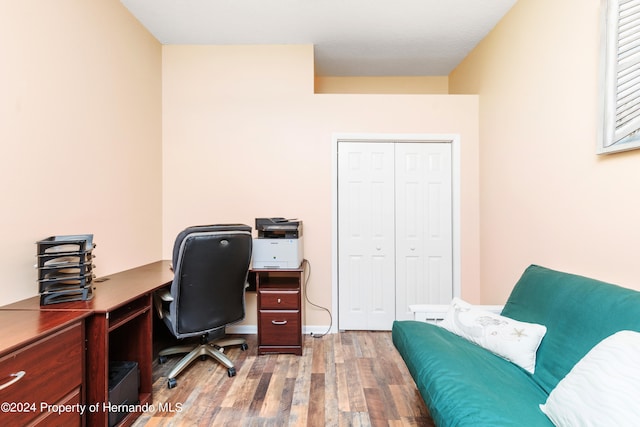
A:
[512, 328, 527, 339]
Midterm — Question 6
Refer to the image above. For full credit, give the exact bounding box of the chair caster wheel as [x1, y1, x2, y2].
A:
[227, 367, 236, 377]
[168, 378, 177, 389]
[159, 356, 168, 364]
[241, 343, 249, 351]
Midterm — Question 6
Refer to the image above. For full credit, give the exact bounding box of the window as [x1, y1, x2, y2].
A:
[599, 0, 640, 154]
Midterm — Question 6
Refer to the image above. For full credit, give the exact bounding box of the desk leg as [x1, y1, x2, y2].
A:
[85, 313, 109, 427]
[109, 305, 154, 406]
[138, 307, 153, 398]
[84, 296, 154, 427]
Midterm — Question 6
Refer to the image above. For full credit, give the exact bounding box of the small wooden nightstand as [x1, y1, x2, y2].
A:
[254, 268, 303, 355]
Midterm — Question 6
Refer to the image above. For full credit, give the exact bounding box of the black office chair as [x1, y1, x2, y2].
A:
[154, 224, 252, 388]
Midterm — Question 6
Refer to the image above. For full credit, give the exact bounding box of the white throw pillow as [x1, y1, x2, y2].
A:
[539, 330, 640, 427]
[439, 297, 546, 373]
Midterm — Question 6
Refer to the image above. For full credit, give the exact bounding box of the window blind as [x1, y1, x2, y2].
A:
[601, 0, 640, 152]
[614, 0, 640, 143]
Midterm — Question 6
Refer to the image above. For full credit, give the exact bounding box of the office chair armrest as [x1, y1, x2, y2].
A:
[157, 288, 173, 302]
[153, 288, 173, 320]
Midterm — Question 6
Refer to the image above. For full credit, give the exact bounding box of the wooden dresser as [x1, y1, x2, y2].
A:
[0, 310, 88, 427]
[255, 268, 303, 355]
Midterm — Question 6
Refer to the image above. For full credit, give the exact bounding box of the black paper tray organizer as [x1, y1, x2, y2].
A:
[38, 272, 94, 293]
[38, 265, 94, 281]
[40, 286, 94, 306]
[36, 234, 96, 305]
[37, 234, 94, 253]
[39, 252, 94, 267]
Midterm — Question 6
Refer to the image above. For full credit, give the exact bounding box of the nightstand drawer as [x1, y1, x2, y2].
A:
[258, 311, 301, 346]
[259, 290, 299, 310]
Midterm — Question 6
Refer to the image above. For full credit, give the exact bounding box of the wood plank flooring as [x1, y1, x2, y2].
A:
[132, 331, 434, 426]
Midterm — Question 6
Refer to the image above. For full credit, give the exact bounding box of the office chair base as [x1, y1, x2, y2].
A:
[158, 337, 248, 388]
[211, 336, 249, 351]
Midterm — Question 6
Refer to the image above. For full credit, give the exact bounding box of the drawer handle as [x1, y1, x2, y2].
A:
[0, 371, 25, 391]
[277, 298, 282, 304]
[271, 320, 288, 325]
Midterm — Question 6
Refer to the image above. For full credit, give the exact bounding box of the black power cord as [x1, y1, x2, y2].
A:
[301, 259, 333, 338]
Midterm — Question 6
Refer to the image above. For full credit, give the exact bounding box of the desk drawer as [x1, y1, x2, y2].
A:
[259, 290, 300, 310]
[0, 323, 83, 427]
[30, 388, 82, 427]
[258, 311, 301, 346]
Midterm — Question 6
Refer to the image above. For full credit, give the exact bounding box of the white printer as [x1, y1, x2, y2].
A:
[252, 218, 303, 269]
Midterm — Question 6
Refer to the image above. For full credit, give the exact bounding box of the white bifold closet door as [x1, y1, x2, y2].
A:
[338, 141, 452, 331]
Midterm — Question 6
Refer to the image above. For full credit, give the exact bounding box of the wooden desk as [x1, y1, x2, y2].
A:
[1, 260, 174, 427]
[0, 310, 90, 427]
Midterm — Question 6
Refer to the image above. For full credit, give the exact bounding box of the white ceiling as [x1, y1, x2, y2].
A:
[120, 0, 518, 76]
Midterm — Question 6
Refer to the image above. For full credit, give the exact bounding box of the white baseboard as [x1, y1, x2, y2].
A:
[304, 325, 333, 336]
[226, 325, 257, 334]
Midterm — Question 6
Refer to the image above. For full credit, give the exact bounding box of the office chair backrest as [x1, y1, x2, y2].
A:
[170, 224, 252, 338]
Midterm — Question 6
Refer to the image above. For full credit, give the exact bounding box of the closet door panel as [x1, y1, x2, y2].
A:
[395, 143, 453, 320]
[338, 142, 395, 330]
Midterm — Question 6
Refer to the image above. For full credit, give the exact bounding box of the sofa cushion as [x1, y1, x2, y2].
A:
[501, 265, 640, 394]
[539, 330, 640, 427]
[440, 297, 547, 373]
[392, 320, 553, 427]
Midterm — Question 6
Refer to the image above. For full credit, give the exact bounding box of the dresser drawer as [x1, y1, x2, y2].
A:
[0, 323, 83, 427]
[30, 388, 82, 427]
[258, 311, 301, 346]
[259, 290, 300, 310]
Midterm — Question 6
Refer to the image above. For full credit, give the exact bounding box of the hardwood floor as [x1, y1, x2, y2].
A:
[132, 331, 434, 426]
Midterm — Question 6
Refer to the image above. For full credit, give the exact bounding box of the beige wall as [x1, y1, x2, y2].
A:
[162, 45, 481, 327]
[5, 0, 632, 326]
[0, 0, 162, 304]
[450, 0, 640, 302]
[315, 76, 449, 94]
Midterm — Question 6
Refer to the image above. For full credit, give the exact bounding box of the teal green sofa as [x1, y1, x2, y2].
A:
[392, 264, 640, 426]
